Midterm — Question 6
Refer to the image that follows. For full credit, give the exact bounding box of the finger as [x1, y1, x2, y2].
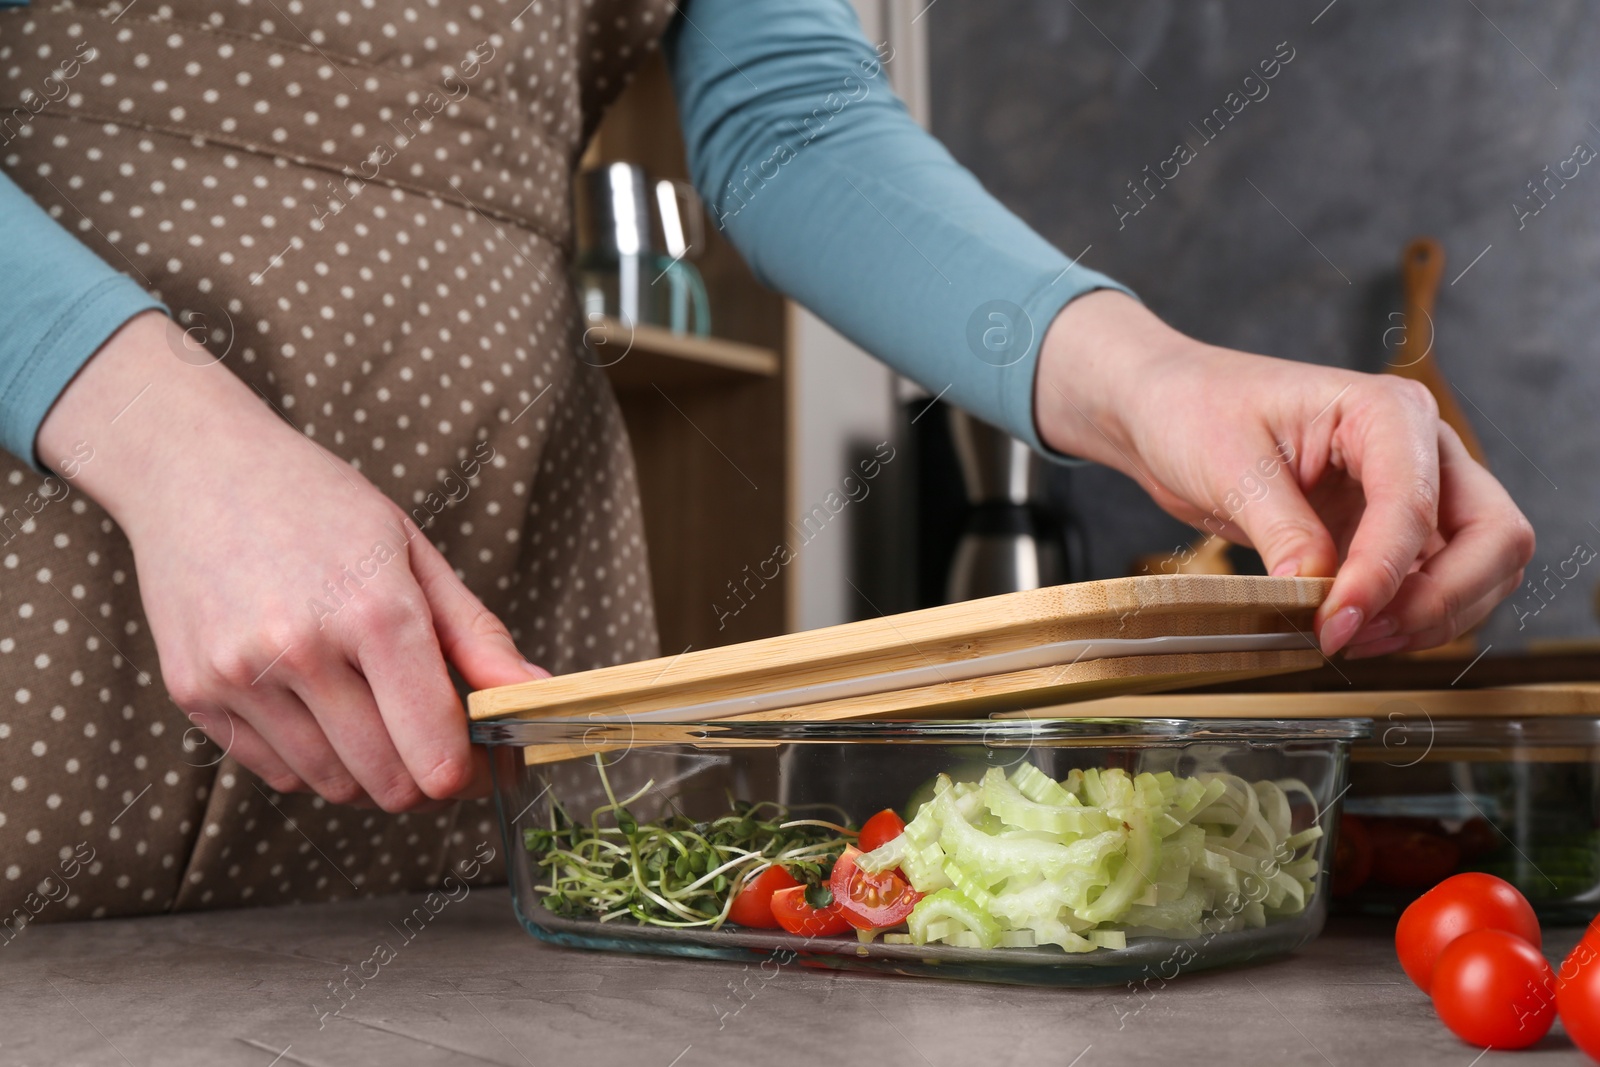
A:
[409, 527, 550, 688]
[1220, 462, 1340, 580]
[289, 660, 428, 813]
[182, 705, 305, 794]
[458, 746, 493, 801]
[1345, 572, 1517, 659]
[408, 534, 520, 800]
[1345, 427, 1533, 647]
[345, 571, 476, 801]
[1317, 383, 1442, 653]
[232, 686, 367, 806]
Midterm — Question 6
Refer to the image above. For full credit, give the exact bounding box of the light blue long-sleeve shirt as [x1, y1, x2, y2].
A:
[0, 181, 167, 464]
[0, 0, 1130, 469]
[667, 0, 1130, 457]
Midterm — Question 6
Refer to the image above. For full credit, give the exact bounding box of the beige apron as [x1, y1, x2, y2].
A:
[0, 0, 668, 924]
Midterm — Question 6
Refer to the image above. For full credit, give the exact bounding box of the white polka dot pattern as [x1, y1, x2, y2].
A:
[0, 0, 668, 922]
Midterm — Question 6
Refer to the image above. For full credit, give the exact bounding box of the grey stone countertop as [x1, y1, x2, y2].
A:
[1, 891, 1590, 1066]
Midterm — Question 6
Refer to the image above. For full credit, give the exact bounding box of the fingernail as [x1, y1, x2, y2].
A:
[522, 660, 551, 679]
[1319, 606, 1364, 656]
[1344, 634, 1410, 661]
[1350, 614, 1398, 645]
[1271, 559, 1300, 578]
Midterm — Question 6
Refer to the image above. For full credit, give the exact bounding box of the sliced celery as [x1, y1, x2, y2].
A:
[907, 888, 1003, 948]
[1008, 761, 1073, 806]
[856, 833, 909, 874]
[1088, 929, 1127, 950]
[982, 767, 1117, 838]
[942, 859, 998, 909]
[878, 763, 1324, 956]
[946, 931, 988, 949]
[900, 839, 954, 892]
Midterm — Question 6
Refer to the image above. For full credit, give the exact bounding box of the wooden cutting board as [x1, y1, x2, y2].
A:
[468, 575, 1329, 731]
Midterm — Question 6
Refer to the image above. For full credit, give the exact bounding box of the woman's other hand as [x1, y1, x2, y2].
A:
[1035, 291, 1535, 658]
[36, 312, 546, 810]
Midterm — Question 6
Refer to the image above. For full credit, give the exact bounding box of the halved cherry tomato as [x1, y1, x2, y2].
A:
[830, 846, 922, 930]
[1431, 928, 1555, 1049]
[727, 865, 800, 929]
[858, 809, 907, 854]
[769, 883, 851, 937]
[1395, 872, 1541, 992]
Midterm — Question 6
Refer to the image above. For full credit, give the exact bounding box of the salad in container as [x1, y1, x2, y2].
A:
[471, 716, 1367, 986]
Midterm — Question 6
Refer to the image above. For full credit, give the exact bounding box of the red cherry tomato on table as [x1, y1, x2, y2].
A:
[1431, 929, 1555, 1050]
[830, 846, 922, 931]
[1581, 915, 1600, 954]
[857, 809, 907, 854]
[1395, 872, 1541, 992]
[727, 865, 800, 929]
[769, 883, 852, 938]
[1557, 937, 1600, 1061]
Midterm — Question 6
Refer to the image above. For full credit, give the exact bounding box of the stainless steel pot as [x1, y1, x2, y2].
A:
[945, 408, 1084, 601]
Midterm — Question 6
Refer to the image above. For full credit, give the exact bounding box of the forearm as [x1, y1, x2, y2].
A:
[36, 311, 280, 533]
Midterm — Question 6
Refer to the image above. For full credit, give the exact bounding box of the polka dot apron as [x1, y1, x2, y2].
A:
[0, 0, 669, 924]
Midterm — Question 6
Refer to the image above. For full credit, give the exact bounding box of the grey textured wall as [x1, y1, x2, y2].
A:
[929, 0, 1600, 649]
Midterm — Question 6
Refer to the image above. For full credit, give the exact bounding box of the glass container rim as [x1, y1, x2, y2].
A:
[468, 716, 1371, 747]
[1352, 715, 1600, 747]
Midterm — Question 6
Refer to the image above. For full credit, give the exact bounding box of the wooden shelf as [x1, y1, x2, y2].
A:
[595, 319, 779, 390]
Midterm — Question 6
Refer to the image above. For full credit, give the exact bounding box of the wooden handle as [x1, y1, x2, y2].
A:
[1401, 237, 1445, 329]
[1399, 238, 1444, 388]
[1391, 237, 1489, 465]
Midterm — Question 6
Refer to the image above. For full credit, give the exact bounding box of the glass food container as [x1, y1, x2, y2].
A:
[1336, 717, 1600, 922]
[472, 716, 1367, 987]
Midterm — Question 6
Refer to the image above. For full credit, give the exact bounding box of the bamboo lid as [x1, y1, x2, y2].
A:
[469, 574, 1330, 726]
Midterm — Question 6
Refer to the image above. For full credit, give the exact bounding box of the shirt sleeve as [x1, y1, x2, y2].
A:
[664, 0, 1136, 458]
[0, 170, 166, 469]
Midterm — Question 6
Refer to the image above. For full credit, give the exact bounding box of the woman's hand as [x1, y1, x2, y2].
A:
[36, 312, 545, 810]
[1034, 291, 1535, 657]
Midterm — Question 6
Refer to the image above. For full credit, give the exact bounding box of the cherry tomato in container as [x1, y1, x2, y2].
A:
[1395, 872, 1541, 992]
[857, 809, 907, 854]
[727, 865, 800, 929]
[1331, 814, 1373, 897]
[1557, 937, 1600, 1062]
[1431, 929, 1555, 1050]
[769, 883, 851, 938]
[830, 846, 922, 931]
[1453, 817, 1500, 862]
[1370, 824, 1460, 890]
